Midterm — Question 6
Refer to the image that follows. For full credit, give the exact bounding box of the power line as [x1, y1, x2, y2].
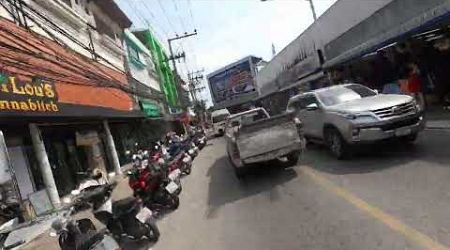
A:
[157, 0, 178, 36]
[140, 0, 171, 40]
[125, 0, 166, 44]
[187, 0, 196, 29]
[0, 1, 157, 100]
[172, 0, 187, 32]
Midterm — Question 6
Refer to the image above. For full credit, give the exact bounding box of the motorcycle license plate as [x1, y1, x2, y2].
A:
[168, 169, 181, 180]
[395, 127, 411, 137]
[135, 207, 153, 224]
[165, 181, 179, 194]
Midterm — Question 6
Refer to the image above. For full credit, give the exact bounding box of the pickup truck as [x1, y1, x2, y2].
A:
[286, 83, 425, 159]
[225, 108, 304, 178]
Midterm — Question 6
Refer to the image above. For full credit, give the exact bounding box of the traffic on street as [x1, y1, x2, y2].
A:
[154, 128, 450, 250]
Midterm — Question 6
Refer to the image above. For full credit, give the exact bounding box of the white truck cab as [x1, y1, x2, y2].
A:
[211, 108, 230, 136]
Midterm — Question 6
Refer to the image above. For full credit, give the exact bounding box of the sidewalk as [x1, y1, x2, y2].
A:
[425, 107, 450, 130]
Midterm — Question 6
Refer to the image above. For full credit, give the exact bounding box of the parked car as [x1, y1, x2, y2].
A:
[286, 83, 425, 159]
[225, 108, 304, 178]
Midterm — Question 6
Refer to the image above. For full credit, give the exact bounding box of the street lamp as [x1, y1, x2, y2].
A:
[261, 0, 317, 21]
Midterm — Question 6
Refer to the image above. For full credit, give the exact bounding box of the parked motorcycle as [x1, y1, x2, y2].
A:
[0, 221, 25, 250]
[51, 205, 119, 250]
[74, 173, 160, 244]
[128, 167, 180, 212]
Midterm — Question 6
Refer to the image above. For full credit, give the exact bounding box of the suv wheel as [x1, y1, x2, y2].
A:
[326, 129, 349, 159]
[285, 151, 300, 167]
[402, 132, 418, 143]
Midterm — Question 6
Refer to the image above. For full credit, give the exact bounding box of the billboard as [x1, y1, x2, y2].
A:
[208, 58, 257, 105]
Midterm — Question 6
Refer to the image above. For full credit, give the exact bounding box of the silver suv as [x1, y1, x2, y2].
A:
[286, 84, 425, 159]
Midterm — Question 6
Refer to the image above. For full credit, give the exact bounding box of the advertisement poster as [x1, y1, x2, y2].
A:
[208, 60, 255, 104]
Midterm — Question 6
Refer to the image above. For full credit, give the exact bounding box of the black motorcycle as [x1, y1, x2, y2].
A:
[78, 182, 160, 243]
[52, 206, 119, 250]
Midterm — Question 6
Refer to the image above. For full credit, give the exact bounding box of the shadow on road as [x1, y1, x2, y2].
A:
[304, 130, 450, 175]
[120, 238, 156, 250]
[206, 156, 297, 219]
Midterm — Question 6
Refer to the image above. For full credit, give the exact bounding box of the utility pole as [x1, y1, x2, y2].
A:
[188, 69, 205, 102]
[306, 0, 317, 21]
[167, 30, 198, 80]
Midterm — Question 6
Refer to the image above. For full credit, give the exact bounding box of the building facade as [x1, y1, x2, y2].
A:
[133, 30, 180, 113]
[0, 0, 140, 212]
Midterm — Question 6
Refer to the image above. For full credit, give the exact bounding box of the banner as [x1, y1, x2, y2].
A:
[208, 59, 256, 105]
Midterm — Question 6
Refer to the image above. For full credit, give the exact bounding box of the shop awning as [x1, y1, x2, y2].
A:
[323, 0, 450, 69]
[279, 70, 325, 92]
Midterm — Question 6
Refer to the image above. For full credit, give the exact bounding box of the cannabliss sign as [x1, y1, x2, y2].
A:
[0, 73, 59, 113]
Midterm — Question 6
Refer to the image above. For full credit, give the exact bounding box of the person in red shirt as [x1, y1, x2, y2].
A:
[407, 63, 425, 111]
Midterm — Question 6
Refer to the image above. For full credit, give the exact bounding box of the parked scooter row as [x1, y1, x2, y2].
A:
[128, 128, 207, 216]
[52, 170, 159, 249]
[47, 127, 207, 249]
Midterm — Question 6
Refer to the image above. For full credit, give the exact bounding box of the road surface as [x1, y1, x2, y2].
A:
[154, 129, 450, 250]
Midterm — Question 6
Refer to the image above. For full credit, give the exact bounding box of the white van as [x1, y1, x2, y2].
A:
[211, 109, 230, 136]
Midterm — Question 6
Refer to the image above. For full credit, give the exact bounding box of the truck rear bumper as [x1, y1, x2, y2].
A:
[242, 141, 303, 165]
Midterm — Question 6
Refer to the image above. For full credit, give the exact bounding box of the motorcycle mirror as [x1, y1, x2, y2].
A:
[71, 190, 80, 196]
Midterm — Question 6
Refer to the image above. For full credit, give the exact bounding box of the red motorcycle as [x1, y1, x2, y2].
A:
[127, 166, 180, 211]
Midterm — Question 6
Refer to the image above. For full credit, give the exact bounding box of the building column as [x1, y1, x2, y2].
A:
[29, 124, 60, 206]
[103, 120, 121, 175]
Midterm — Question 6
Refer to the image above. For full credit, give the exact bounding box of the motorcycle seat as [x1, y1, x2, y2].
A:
[112, 197, 138, 216]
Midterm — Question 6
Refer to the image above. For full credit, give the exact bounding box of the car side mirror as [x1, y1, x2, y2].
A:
[306, 103, 319, 111]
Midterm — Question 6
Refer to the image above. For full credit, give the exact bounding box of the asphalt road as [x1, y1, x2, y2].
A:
[153, 129, 450, 250]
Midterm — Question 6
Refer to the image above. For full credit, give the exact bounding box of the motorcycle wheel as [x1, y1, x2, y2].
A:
[146, 218, 160, 242]
[183, 165, 192, 175]
[168, 195, 180, 209]
[58, 231, 72, 249]
[174, 181, 182, 195]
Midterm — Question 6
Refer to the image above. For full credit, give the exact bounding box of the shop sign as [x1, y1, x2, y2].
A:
[0, 73, 59, 113]
[140, 100, 161, 118]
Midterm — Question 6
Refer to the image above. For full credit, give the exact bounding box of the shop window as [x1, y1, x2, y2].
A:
[93, 13, 116, 40]
[128, 46, 140, 62]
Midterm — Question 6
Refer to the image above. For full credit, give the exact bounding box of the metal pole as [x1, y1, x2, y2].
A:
[307, 0, 317, 21]
[0, 131, 22, 203]
[167, 40, 178, 77]
[103, 120, 121, 175]
[29, 123, 60, 206]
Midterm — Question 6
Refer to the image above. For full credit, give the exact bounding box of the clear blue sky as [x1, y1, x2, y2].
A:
[116, 0, 337, 105]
